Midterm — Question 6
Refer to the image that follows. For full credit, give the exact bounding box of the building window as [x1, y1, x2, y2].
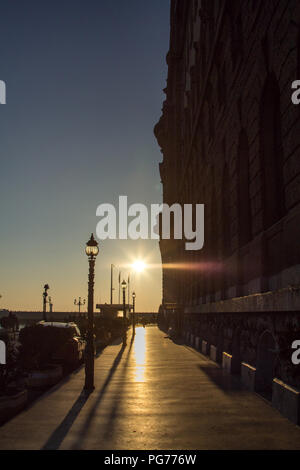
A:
[221, 164, 230, 258]
[209, 173, 217, 301]
[217, 62, 227, 109]
[221, 164, 230, 300]
[226, 0, 243, 67]
[209, 107, 214, 141]
[259, 73, 285, 229]
[193, 0, 198, 21]
[237, 129, 252, 246]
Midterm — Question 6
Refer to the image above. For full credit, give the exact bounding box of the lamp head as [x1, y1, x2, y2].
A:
[85, 233, 99, 258]
[121, 279, 127, 291]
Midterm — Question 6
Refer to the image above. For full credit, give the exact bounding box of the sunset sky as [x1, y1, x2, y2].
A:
[0, 0, 170, 312]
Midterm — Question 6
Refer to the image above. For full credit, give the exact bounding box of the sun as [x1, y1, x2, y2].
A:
[132, 260, 146, 273]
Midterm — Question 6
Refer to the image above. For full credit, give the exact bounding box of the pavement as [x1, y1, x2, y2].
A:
[0, 325, 300, 450]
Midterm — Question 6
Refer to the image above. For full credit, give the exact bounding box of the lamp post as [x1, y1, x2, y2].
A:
[42, 284, 50, 321]
[74, 297, 86, 314]
[84, 233, 99, 392]
[121, 279, 127, 346]
[110, 264, 115, 304]
[127, 273, 130, 306]
[49, 296, 53, 314]
[132, 291, 136, 335]
[118, 270, 121, 303]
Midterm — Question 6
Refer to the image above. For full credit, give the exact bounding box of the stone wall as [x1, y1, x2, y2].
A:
[158, 307, 300, 392]
[155, 0, 300, 312]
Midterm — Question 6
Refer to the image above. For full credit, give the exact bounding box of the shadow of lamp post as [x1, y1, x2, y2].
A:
[84, 233, 99, 392]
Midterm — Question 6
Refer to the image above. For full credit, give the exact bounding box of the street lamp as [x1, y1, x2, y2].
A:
[49, 296, 53, 314]
[132, 291, 136, 335]
[121, 279, 127, 345]
[74, 297, 86, 314]
[42, 284, 50, 321]
[84, 233, 99, 392]
[110, 264, 115, 304]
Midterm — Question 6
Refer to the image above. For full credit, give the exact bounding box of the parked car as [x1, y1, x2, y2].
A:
[37, 322, 86, 367]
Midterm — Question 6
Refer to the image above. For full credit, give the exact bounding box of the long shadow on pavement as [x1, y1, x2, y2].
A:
[100, 334, 135, 443]
[41, 389, 93, 450]
[41, 337, 127, 450]
[197, 364, 244, 394]
[71, 333, 135, 449]
[168, 336, 245, 394]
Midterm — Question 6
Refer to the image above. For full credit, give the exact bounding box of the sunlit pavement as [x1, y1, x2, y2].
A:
[1, 325, 300, 449]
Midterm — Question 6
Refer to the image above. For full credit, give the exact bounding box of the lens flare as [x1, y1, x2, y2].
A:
[132, 260, 146, 272]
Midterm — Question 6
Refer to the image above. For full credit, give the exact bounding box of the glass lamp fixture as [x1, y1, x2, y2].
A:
[85, 233, 99, 258]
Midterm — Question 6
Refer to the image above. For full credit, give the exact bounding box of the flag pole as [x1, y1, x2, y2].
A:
[110, 264, 114, 304]
[128, 273, 130, 308]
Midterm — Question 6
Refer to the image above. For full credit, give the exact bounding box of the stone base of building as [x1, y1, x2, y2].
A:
[182, 329, 300, 427]
[202, 340, 209, 356]
[185, 285, 300, 314]
[195, 336, 200, 350]
[222, 352, 232, 373]
[210, 345, 217, 362]
[241, 362, 256, 392]
[272, 378, 300, 425]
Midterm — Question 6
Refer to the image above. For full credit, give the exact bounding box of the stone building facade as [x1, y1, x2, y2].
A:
[154, 0, 300, 404]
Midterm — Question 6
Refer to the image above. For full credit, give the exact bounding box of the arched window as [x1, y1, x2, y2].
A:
[259, 73, 285, 229]
[237, 129, 252, 246]
[217, 60, 226, 109]
[255, 330, 277, 401]
[226, 0, 243, 67]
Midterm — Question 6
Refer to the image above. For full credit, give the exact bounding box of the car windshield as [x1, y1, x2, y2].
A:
[43, 325, 80, 341]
